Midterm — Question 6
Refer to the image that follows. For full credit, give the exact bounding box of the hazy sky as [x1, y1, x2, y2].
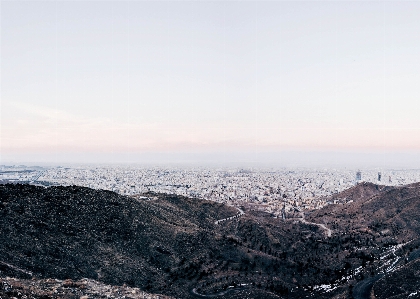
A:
[2, 0, 420, 165]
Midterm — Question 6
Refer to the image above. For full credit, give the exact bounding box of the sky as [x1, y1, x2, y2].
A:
[2, 0, 420, 166]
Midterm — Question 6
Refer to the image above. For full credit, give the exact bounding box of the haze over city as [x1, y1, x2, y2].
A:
[2, 1, 420, 167]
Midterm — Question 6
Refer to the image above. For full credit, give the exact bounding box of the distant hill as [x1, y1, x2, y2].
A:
[308, 182, 420, 242]
[1, 183, 420, 299]
[321, 182, 389, 204]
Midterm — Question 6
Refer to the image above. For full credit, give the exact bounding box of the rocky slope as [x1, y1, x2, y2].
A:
[0, 276, 174, 299]
[371, 258, 420, 299]
[1, 183, 420, 299]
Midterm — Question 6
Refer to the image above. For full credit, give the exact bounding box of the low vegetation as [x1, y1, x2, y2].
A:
[1, 183, 420, 298]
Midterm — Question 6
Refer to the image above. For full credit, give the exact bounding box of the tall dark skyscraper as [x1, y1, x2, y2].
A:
[356, 171, 362, 184]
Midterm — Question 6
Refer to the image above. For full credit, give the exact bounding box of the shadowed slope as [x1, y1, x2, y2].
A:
[2, 182, 420, 299]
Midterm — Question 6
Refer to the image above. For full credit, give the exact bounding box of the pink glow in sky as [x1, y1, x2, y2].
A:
[2, 1, 420, 165]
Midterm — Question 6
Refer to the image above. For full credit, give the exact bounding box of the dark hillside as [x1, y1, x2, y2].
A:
[0, 184, 239, 297]
[372, 259, 420, 299]
[1, 183, 420, 299]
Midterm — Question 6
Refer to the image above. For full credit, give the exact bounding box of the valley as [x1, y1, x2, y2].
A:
[1, 183, 420, 298]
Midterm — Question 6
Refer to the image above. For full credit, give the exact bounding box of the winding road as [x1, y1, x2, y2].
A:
[352, 274, 383, 299]
[353, 241, 416, 299]
[408, 248, 420, 262]
[190, 285, 249, 298]
[214, 207, 245, 225]
[298, 213, 332, 237]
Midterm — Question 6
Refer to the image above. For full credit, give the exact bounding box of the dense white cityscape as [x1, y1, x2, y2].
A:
[2, 164, 420, 217]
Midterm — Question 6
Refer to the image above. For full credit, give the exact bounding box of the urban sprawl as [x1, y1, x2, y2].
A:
[2, 165, 420, 217]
